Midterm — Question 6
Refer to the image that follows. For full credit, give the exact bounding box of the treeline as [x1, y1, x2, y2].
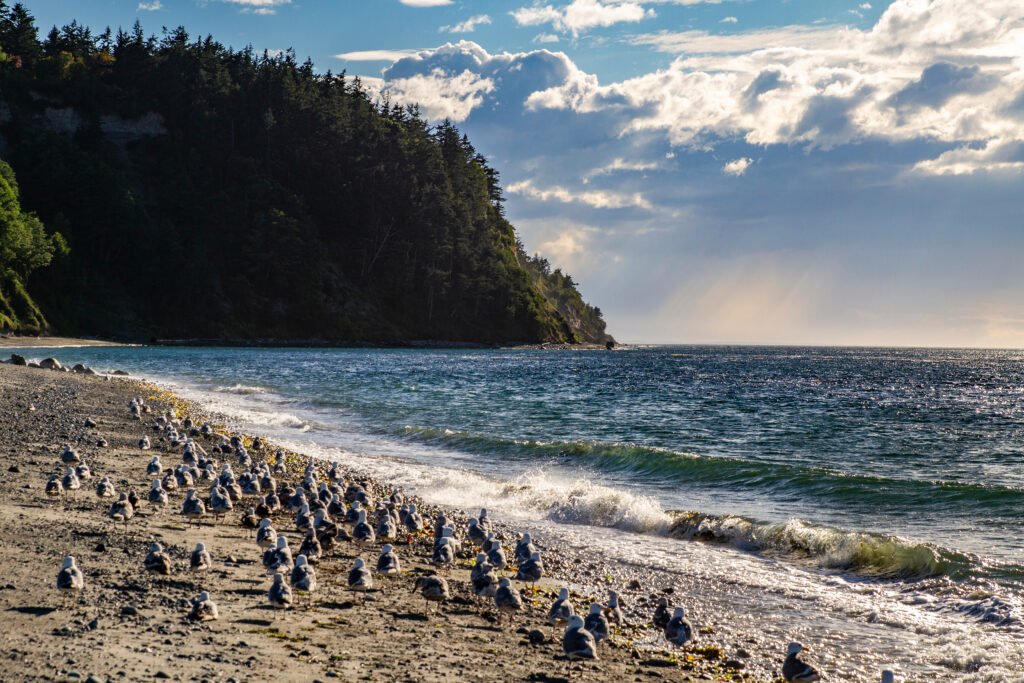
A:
[0, 4, 612, 344]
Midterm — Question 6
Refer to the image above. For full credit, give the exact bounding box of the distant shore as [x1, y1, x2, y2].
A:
[0, 335, 130, 347]
[0, 361, 741, 682]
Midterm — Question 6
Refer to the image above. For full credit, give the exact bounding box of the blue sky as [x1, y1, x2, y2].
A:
[25, 0, 1024, 346]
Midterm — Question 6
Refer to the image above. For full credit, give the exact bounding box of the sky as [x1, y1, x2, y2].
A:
[24, 0, 1024, 347]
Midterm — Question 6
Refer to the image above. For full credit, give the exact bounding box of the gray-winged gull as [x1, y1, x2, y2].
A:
[187, 591, 219, 621]
[562, 614, 598, 661]
[665, 606, 693, 649]
[782, 643, 820, 682]
[412, 574, 450, 613]
[57, 556, 84, 607]
[290, 554, 317, 605]
[190, 542, 212, 572]
[144, 542, 172, 575]
[347, 558, 373, 602]
[493, 577, 522, 626]
[267, 570, 293, 608]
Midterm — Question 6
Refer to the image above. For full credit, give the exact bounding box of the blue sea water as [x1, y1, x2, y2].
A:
[15, 344, 1024, 680]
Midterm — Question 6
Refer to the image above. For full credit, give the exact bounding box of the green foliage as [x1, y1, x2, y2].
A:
[0, 8, 610, 343]
[519, 248, 613, 345]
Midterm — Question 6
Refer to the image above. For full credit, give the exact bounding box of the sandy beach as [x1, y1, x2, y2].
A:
[0, 337, 128, 348]
[0, 361, 753, 682]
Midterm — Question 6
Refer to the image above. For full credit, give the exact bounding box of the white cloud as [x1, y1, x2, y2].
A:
[510, 0, 655, 36]
[220, 0, 290, 11]
[400, 0, 453, 6]
[534, 33, 561, 43]
[859, 3, 872, 8]
[137, 1, 162, 10]
[334, 49, 423, 61]
[631, 24, 847, 53]
[442, 15, 492, 34]
[720, 16, 737, 23]
[722, 157, 752, 175]
[913, 138, 1024, 175]
[584, 157, 661, 179]
[378, 68, 495, 121]
[509, 178, 652, 210]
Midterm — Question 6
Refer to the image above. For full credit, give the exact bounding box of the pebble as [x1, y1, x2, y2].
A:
[121, 605, 138, 616]
[7, 464, 18, 472]
[88, 618, 99, 630]
[154, 671, 170, 679]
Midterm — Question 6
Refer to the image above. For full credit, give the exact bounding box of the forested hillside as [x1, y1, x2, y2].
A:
[0, 4, 613, 345]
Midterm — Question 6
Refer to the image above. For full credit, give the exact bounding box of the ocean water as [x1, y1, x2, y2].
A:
[16, 344, 1024, 680]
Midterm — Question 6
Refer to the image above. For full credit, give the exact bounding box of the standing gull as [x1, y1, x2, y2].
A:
[548, 587, 575, 632]
[515, 551, 543, 589]
[148, 479, 168, 507]
[256, 519, 277, 550]
[653, 597, 671, 629]
[514, 533, 536, 565]
[290, 555, 317, 605]
[493, 577, 523, 627]
[584, 603, 609, 646]
[782, 643, 820, 683]
[109, 492, 134, 530]
[347, 558, 373, 602]
[45, 474, 63, 499]
[471, 553, 498, 601]
[562, 614, 598, 661]
[267, 570, 293, 608]
[181, 489, 206, 527]
[605, 590, 624, 625]
[61, 467, 81, 500]
[665, 607, 693, 649]
[412, 575, 450, 613]
[56, 556, 84, 608]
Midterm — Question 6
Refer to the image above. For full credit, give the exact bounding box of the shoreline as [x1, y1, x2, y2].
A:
[0, 336, 131, 348]
[0, 362, 748, 682]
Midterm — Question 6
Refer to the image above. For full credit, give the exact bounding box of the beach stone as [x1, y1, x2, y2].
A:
[88, 618, 99, 630]
[28, 362, 40, 368]
[154, 671, 170, 679]
[10, 353, 26, 366]
[85, 675, 103, 683]
[723, 659, 744, 669]
[627, 579, 641, 590]
[8, 464, 19, 472]
[84, 418, 97, 428]
[527, 629, 546, 644]
[112, 369, 129, 376]
[40, 358, 61, 370]
[121, 605, 138, 616]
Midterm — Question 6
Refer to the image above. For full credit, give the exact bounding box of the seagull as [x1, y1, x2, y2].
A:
[352, 509, 375, 548]
[412, 574, 450, 613]
[61, 466, 81, 497]
[256, 519, 277, 549]
[181, 489, 206, 527]
[562, 614, 598, 661]
[493, 577, 522, 626]
[471, 554, 498, 601]
[467, 518, 487, 547]
[267, 571, 293, 608]
[45, 474, 63, 499]
[515, 551, 543, 588]
[347, 558, 373, 602]
[486, 539, 507, 573]
[74, 462, 91, 481]
[60, 445, 80, 465]
[665, 607, 693, 649]
[127, 488, 142, 511]
[144, 542, 172, 575]
[298, 529, 322, 564]
[93, 479, 114, 499]
[290, 555, 317, 605]
[240, 506, 260, 536]
[148, 479, 168, 506]
[264, 536, 293, 575]
[189, 542, 212, 572]
[295, 503, 313, 533]
[139, 435, 151, 450]
[187, 591, 219, 621]
[653, 597, 671, 629]
[584, 603, 609, 646]
[606, 590, 624, 625]
[255, 496, 273, 520]
[548, 587, 575, 630]
[146, 456, 163, 476]
[782, 643, 820, 683]
[209, 484, 233, 521]
[57, 556, 84, 608]
[109, 492, 134, 530]
[433, 511, 450, 540]
[376, 509, 397, 541]
[432, 537, 456, 574]
[375, 543, 401, 585]
[514, 533, 536, 565]
[161, 472, 178, 492]
[403, 503, 423, 534]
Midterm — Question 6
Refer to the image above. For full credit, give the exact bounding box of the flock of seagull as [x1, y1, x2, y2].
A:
[46, 395, 900, 682]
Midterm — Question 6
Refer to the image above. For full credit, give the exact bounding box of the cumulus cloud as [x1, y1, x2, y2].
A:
[442, 15, 492, 33]
[722, 157, 752, 175]
[720, 16, 737, 23]
[379, 68, 495, 121]
[583, 157, 661, 179]
[510, 0, 655, 36]
[534, 33, 561, 43]
[137, 1, 162, 10]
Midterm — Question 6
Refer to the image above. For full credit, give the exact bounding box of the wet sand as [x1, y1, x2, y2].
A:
[0, 362, 756, 682]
